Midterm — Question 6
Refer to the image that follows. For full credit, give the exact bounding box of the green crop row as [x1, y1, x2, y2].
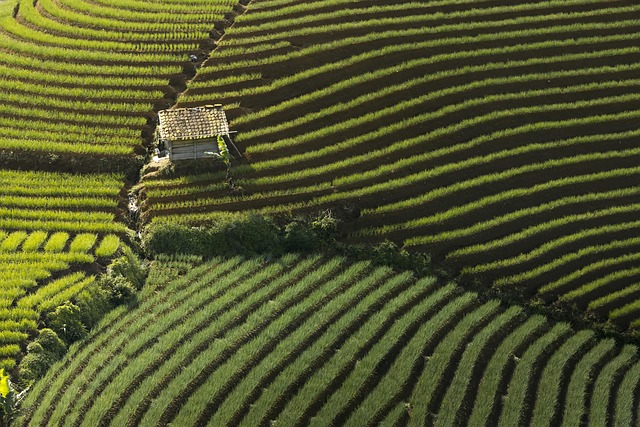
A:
[200, 19, 640, 76]
[462, 216, 640, 277]
[59, 0, 231, 19]
[560, 267, 640, 304]
[146, 86, 640, 195]
[0, 138, 133, 155]
[1, 91, 151, 114]
[146, 139, 640, 218]
[388, 176, 640, 245]
[178, 265, 402, 426]
[233, 56, 640, 145]
[301, 278, 453, 426]
[25, 257, 247, 426]
[0, 126, 133, 148]
[0, 116, 137, 138]
[0, 0, 240, 159]
[240, 0, 622, 24]
[529, 331, 595, 426]
[0, 77, 163, 100]
[69, 233, 98, 254]
[19, 2, 206, 46]
[468, 315, 548, 425]
[429, 306, 523, 426]
[46, 0, 215, 32]
[21, 256, 640, 425]
[230, 3, 640, 54]
[0, 236, 127, 372]
[0, 21, 181, 62]
[134, 259, 360, 426]
[0, 170, 122, 195]
[218, 8, 639, 48]
[0, 231, 122, 258]
[497, 324, 573, 426]
[588, 345, 638, 425]
[0, 195, 116, 210]
[65, 257, 315, 426]
[614, 361, 640, 426]
[409, 300, 502, 425]
[16, 272, 90, 310]
[95, 235, 121, 258]
[37, 0, 217, 38]
[239, 78, 640, 174]
[153, 103, 640, 214]
[0, 102, 146, 126]
[590, 282, 640, 313]
[362, 140, 640, 235]
[54, 257, 298, 425]
[452, 204, 640, 264]
[499, 236, 640, 289]
[344, 286, 472, 426]
[0, 50, 178, 78]
[463, 219, 640, 290]
[232, 271, 426, 426]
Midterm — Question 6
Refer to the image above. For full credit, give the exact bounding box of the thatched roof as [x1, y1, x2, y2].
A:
[157, 104, 229, 142]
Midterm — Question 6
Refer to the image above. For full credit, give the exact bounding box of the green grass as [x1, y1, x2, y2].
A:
[136, 0, 640, 330]
[22, 256, 640, 426]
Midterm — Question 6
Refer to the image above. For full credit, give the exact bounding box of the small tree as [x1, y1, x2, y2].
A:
[205, 135, 231, 171]
[48, 302, 87, 344]
[206, 135, 238, 192]
[0, 369, 29, 426]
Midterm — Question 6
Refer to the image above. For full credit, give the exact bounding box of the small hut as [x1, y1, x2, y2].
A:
[156, 104, 230, 161]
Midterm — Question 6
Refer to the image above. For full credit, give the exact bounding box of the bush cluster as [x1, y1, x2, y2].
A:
[142, 210, 432, 276]
[343, 240, 432, 278]
[17, 329, 65, 386]
[17, 247, 147, 385]
[142, 211, 342, 258]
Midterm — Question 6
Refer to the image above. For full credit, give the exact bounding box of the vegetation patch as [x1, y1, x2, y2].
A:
[19, 254, 640, 426]
[2, 0, 640, 423]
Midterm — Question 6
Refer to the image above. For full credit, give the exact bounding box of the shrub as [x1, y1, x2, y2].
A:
[42, 247, 145, 348]
[36, 329, 66, 359]
[18, 352, 48, 383]
[100, 275, 137, 307]
[345, 240, 432, 277]
[310, 209, 341, 240]
[142, 223, 208, 256]
[283, 220, 322, 252]
[109, 246, 147, 289]
[143, 213, 283, 258]
[283, 210, 342, 252]
[47, 303, 87, 344]
[73, 283, 111, 330]
[219, 213, 283, 257]
[17, 329, 66, 385]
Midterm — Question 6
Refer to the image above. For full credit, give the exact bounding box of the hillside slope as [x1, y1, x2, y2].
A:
[141, 0, 640, 329]
[0, 0, 238, 374]
[21, 255, 640, 426]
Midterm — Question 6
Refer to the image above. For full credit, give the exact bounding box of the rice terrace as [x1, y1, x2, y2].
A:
[0, 0, 639, 424]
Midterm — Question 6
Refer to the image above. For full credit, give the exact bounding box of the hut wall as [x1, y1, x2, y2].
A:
[168, 138, 218, 161]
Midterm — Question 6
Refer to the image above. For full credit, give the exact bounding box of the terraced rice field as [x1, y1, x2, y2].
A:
[0, 0, 237, 162]
[140, 0, 640, 329]
[0, 0, 240, 374]
[0, 170, 125, 369]
[21, 255, 640, 426]
[4, 0, 640, 423]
